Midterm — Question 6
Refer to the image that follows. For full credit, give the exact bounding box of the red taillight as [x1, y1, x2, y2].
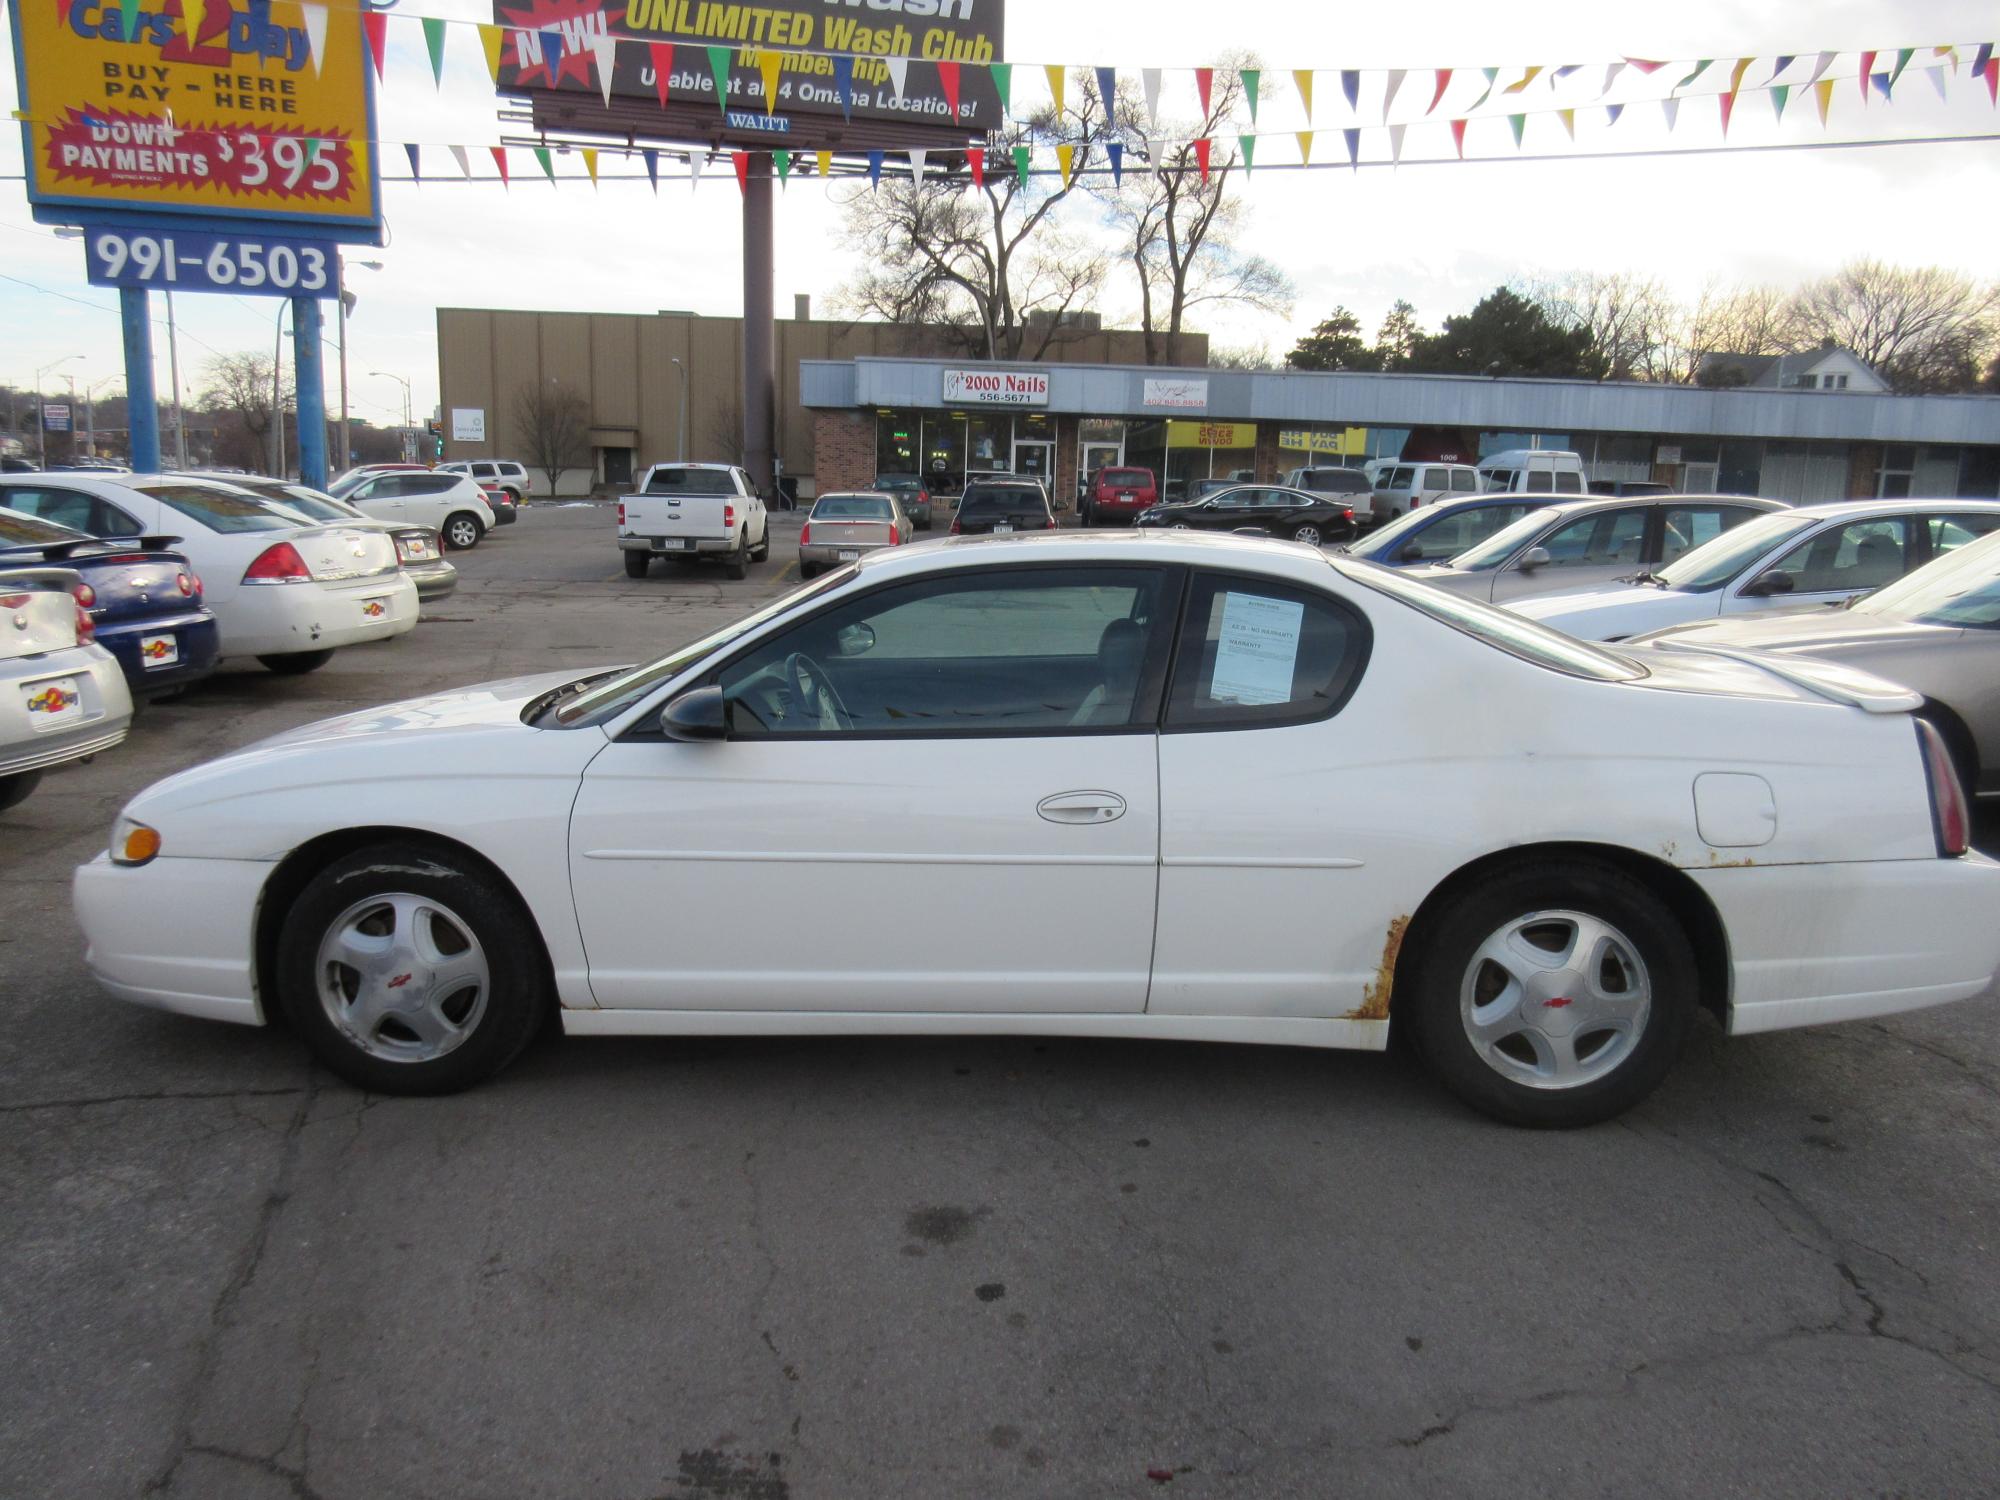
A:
[950, 518, 961, 534]
[1410, 499, 1420, 512]
[1045, 516, 1058, 529]
[71, 581, 97, 609]
[242, 542, 312, 584]
[74, 600, 94, 642]
[1343, 508, 1355, 522]
[724, 504, 736, 528]
[0, 593, 28, 609]
[617, 502, 626, 526]
[1916, 718, 1969, 857]
[918, 490, 930, 504]
[176, 572, 194, 597]
[887, 527, 901, 545]
[799, 521, 811, 545]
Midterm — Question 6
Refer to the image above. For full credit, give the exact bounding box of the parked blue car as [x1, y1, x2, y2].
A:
[1339, 493, 1551, 567]
[0, 509, 219, 698]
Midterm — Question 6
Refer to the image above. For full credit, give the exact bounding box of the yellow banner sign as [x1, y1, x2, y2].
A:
[1279, 427, 1368, 455]
[12, 0, 379, 231]
[1167, 420, 1254, 449]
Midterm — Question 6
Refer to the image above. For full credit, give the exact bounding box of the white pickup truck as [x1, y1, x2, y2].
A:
[618, 463, 770, 580]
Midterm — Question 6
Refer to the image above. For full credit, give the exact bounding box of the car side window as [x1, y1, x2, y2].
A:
[1931, 514, 2000, 555]
[3, 485, 100, 533]
[716, 566, 1173, 737]
[1554, 472, 1584, 494]
[412, 476, 456, 495]
[1660, 505, 1739, 562]
[1533, 510, 1647, 568]
[1165, 573, 1370, 732]
[1452, 470, 1479, 491]
[1770, 518, 1909, 592]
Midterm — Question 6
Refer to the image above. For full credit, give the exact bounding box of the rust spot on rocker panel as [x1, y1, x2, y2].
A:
[1347, 914, 1410, 1021]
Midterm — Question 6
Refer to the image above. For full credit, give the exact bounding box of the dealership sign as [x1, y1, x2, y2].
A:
[451, 408, 488, 442]
[41, 403, 72, 433]
[942, 369, 1050, 407]
[10, 0, 381, 232]
[1143, 377, 1209, 409]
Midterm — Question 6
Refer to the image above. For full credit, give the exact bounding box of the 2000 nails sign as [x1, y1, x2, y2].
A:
[11, 0, 381, 229]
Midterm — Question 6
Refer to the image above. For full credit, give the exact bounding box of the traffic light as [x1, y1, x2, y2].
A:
[426, 418, 443, 460]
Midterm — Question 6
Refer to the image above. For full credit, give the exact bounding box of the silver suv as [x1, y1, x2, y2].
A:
[438, 459, 530, 502]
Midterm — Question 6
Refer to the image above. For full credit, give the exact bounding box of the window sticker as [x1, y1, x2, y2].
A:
[1211, 592, 1304, 706]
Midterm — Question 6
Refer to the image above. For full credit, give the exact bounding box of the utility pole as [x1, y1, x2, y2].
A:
[272, 303, 290, 477]
[334, 256, 382, 475]
[164, 290, 188, 469]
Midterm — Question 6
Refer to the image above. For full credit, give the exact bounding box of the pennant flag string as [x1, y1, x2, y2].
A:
[1294, 69, 1314, 121]
[1241, 68, 1260, 124]
[421, 16, 446, 85]
[1428, 69, 1452, 114]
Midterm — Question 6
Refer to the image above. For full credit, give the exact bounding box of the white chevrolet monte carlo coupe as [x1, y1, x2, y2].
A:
[74, 532, 2000, 1127]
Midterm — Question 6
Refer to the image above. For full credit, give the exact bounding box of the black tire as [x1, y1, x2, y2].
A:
[443, 512, 483, 551]
[1291, 523, 1324, 546]
[624, 549, 650, 578]
[259, 650, 334, 675]
[275, 842, 550, 1095]
[726, 533, 749, 581]
[0, 770, 43, 812]
[799, 560, 818, 580]
[1401, 858, 1697, 1128]
[1079, 502, 1094, 527]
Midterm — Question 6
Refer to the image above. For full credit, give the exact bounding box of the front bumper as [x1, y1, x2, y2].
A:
[74, 852, 271, 1025]
[1692, 854, 2000, 1035]
[1, 643, 132, 777]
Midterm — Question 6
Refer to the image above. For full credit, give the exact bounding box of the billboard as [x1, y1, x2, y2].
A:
[9, 0, 381, 234]
[942, 368, 1048, 406]
[493, 0, 1005, 139]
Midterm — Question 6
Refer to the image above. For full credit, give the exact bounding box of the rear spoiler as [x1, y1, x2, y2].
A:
[1649, 639, 1921, 715]
[88, 534, 184, 553]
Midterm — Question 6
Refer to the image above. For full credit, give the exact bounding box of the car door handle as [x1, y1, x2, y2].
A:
[1037, 791, 1127, 824]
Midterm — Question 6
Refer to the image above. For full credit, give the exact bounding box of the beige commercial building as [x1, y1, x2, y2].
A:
[434, 304, 1192, 496]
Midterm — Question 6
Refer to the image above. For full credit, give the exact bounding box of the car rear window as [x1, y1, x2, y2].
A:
[812, 496, 894, 520]
[134, 483, 294, 533]
[1304, 469, 1370, 494]
[960, 487, 1046, 515]
[1102, 469, 1152, 486]
[0, 509, 82, 544]
[645, 467, 736, 495]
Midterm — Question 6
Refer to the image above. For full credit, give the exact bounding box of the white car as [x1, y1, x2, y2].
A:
[1515, 499, 2000, 641]
[437, 459, 531, 503]
[72, 533, 2000, 1128]
[2, 569, 132, 811]
[335, 470, 496, 551]
[0, 474, 418, 674]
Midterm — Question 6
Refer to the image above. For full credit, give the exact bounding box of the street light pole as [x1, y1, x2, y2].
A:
[34, 354, 83, 467]
[82, 375, 117, 459]
[335, 256, 385, 475]
[370, 370, 412, 459]
[272, 304, 291, 478]
[671, 357, 688, 461]
[164, 291, 188, 469]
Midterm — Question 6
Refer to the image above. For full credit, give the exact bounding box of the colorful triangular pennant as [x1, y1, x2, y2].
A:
[1294, 69, 1313, 120]
[422, 17, 445, 85]
[1382, 68, 1406, 121]
[1045, 63, 1065, 114]
[706, 45, 730, 113]
[885, 55, 908, 105]
[1241, 68, 1260, 123]
[404, 142, 420, 179]
[990, 62, 1012, 118]
[1428, 69, 1451, 114]
[300, 4, 327, 78]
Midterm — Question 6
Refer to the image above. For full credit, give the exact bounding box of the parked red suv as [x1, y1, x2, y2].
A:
[1082, 466, 1159, 527]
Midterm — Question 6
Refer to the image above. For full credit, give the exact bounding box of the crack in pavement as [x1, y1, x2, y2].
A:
[143, 1067, 322, 1496]
[181, 1443, 326, 1500]
[1, 1086, 305, 1115]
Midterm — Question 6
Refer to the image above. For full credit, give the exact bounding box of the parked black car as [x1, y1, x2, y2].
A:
[1135, 484, 1360, 546]
[870, 474, 935, 530]
[950, 481, 1058, 536]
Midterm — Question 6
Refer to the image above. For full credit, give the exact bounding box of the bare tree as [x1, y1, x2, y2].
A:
[834, 82, 1112, 362]
[1100, 60, 1294, 366]
[1781, 260, 2000, 394]
[513, 380, 590, 494]
[1524, 272, 1674, 381]
[197, 352, 291, 473]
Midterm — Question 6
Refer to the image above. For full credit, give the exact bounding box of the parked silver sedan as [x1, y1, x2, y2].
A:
[1404, 495, 1785, 604]
[1, 568, 132, 811]
[1638, 528, 2000, 801]
[799, 492, 909, 579]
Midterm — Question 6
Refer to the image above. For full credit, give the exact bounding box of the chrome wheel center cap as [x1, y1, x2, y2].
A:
[1525, 971, 1584, 1037]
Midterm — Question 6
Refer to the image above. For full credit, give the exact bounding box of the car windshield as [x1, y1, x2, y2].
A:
[812, 495, 893, 520]
[553, 567, 857, 725]
[0, 509, 85, 545]
[645, 467, 735, 495]
[1446, 508, 1562, 571]
[871, 477, 919, 491]
[134, 483, 296, 532]
[1851, 530, 2000, 627]
[1651, 512, 1819, 592]
[1332, 556, 1645, 682]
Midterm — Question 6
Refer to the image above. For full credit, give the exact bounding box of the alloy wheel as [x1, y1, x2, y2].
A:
[1458, 910, 1652, 1090]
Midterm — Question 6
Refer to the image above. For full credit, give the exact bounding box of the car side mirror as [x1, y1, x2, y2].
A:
[1740, 569, 1795, 598]
[835, 621, 877, 657]
[659, 685, 727, 741]
[1518, 545, 1553, 571]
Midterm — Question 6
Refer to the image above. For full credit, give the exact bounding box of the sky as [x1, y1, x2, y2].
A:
[3, 0, 1998, 433]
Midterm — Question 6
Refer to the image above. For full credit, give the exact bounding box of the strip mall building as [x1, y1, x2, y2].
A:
[434, 307, 2000, 502]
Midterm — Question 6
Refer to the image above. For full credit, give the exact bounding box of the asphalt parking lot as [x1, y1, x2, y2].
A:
[5, 502, 1998, 1499]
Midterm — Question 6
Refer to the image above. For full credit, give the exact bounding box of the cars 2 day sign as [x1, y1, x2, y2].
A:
[10, 0, 380, 232]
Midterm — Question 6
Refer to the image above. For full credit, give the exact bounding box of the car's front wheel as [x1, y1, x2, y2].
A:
[275, 843, 549, 1094]
[1403, 858, 1697, 1128]
[443, 512, 484, 551]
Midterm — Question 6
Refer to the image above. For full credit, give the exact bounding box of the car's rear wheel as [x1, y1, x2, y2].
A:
[0, 770, 43, 813]
[799, 560, 819, 580]
[1403, 859, 1696, 1128]
[443, 513, 484, 551]
[276, 843, 549, 1094]
[726, 533, 749, 581]
[624, 550, 649, 578]
[752, 527, 771, 562]
[1291, 523, 1323, 546]
[259, 650, 334, 675]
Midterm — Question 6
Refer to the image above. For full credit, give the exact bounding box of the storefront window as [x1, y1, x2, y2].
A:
[1014, 414, 1055, 482]
[967, 416, 1009, 474]
[875, 411, 920, 476]
[921, 415, 965, 492]
[1079, 418, 1125, 483]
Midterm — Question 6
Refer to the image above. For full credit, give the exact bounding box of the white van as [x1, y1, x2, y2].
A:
[1478, 449, 1587, 494]
[1369, 461, 1481, 524]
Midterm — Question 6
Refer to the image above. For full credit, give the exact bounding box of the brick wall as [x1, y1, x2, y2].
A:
[812, 409, 877, 496]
